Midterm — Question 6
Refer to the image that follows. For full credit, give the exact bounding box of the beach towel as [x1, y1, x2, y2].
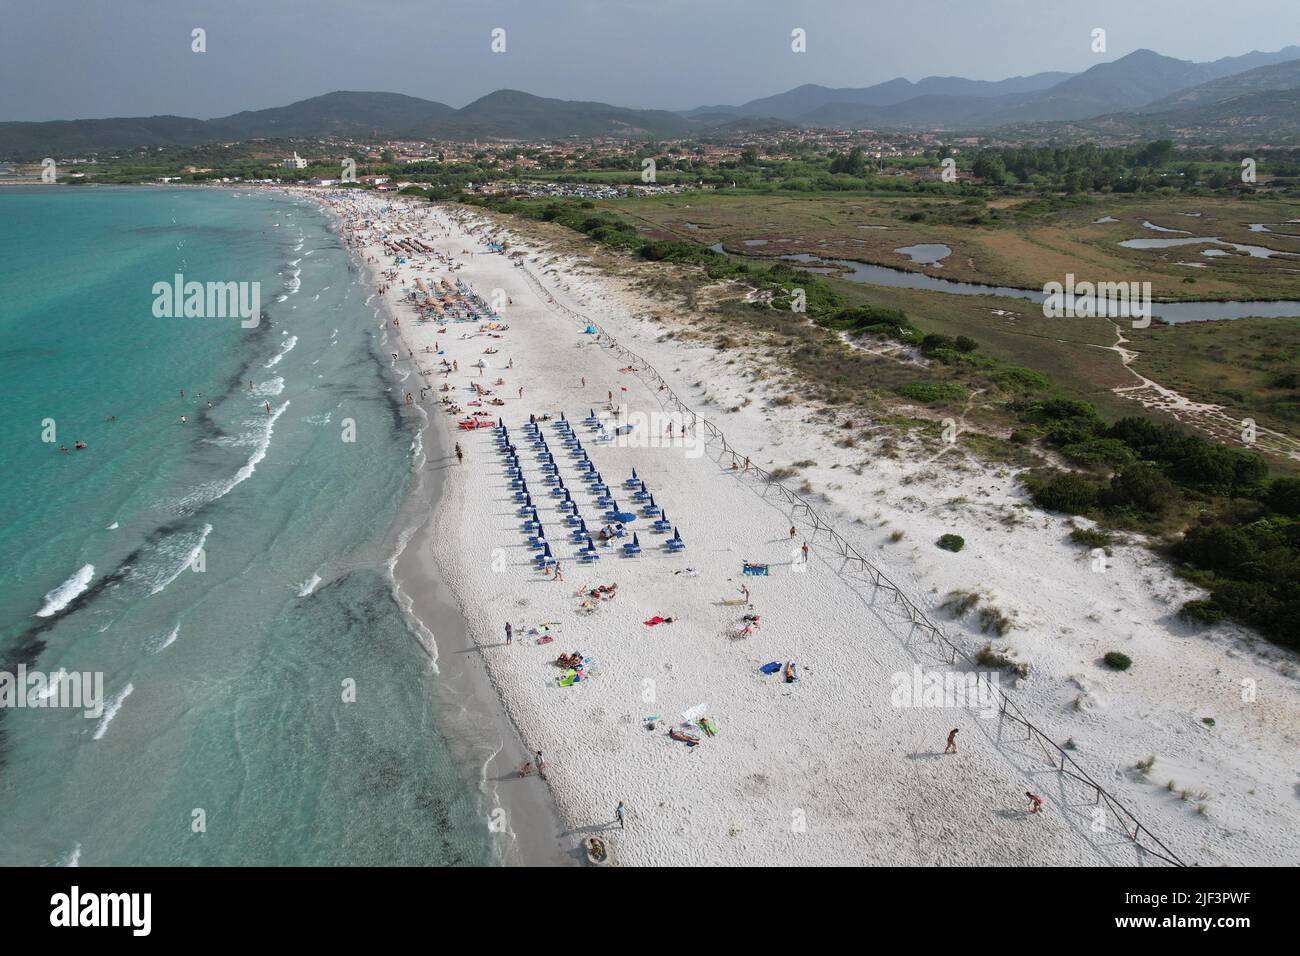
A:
[643, 616, 673, 627]
[760, 662, 781, 674]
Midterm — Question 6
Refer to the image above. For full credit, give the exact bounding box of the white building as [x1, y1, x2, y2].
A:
[282, 152, 308, 170]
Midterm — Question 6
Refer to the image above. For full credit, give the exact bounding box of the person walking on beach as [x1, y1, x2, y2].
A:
[616, 801, 626, 829]
[743, 456, 751, 474]
[789, 525, 796, 540]
[455, 443, 463, 464]
[535, 751, 546, 779]
[944, 728, 959, 754]
[553, 561, 563, 582]
[505, 622, 513, 645]
[801, 541, 809, 565]
[1026, 792, 1043, 814]
[518, 387, 524, 399]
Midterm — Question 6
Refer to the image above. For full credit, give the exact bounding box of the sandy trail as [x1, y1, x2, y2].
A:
[1092, 320, 1300, 461]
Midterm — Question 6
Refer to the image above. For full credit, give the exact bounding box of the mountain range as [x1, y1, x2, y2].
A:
[2, 46, 1299, 157]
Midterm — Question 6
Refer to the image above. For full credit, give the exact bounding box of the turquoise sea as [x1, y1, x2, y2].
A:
[0, 186, 495, 865]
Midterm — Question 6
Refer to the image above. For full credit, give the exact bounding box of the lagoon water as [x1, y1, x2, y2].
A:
[773, 252, 1300, 324]
[0, 187, 495, 865]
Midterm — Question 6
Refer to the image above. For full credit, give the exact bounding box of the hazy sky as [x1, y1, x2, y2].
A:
[2, 0, 1297, 120]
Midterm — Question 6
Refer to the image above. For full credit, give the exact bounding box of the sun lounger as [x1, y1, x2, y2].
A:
[743, 562, 769, 576]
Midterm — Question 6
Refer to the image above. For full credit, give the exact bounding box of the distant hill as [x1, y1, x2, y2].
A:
[212, 91, 455, 139]
[1006, 87, 1300, 144]
[4, 44, 1300, 157]
[717, 71, 1071, 121]
[0, 89, 694, 158]
[748, 47, 1300, 131]
[1142, 58, 1300, 112]
[451, 90, 692, 139]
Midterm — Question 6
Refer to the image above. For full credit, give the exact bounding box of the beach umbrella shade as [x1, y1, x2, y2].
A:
[585, 536, 596, 552]
[631, 468, 638, 481]
[673, 527, 681, 541]
[632, 533, 640, 547]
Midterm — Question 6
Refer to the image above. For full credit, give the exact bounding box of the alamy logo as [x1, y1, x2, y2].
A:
[889, 665, 1000, 718]
[598, 405, 702, 459]
[1042, 273, 1152, 329]
[151, 274, 261, 328]
[50, 886, 151, 936]
[0, 665, 103, 718]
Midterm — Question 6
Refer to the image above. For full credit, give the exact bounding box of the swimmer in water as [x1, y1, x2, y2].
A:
[180, 416, 188, 425]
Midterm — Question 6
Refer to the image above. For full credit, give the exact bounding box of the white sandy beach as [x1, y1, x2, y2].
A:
[313, 189, 1300, 867]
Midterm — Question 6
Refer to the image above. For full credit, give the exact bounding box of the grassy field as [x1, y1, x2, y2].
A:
[604, 191, 1300, 300]
[1133, 316, 1300, 431]
[464, 196, 1300, 469]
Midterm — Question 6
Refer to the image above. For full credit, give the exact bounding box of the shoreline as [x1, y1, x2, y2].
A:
[320, 195, 574, 867]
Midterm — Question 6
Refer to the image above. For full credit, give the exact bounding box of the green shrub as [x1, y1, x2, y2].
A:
[937, 534, 965, 552]
[1103, 462, 1179, 516]
[896, 381, 969, 404]
[1069, 527, 1113, 549]
[1027, 472, 1102, 515]
[1179, 600, 1225, 625]
[1103, 651, 1132, 671]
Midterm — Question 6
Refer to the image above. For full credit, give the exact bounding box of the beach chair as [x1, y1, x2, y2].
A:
[623, 468, 640, 489]
[516, 495, 533, 513]
[570, 517, 588, 538]
[651, 510, 672, 533]
[622, 533, 642, 557]
[550, 479, 568, 498]
[535, 545, 555, 569]
[642, 495, 661, 518]
[528, 532, 547, 551]
[631, 480, 651, 502]
[579, 537, 600, 563]
[666, 528, 685, 553]
[523, 509, 541, 533]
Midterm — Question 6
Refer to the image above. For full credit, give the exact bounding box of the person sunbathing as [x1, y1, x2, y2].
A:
[518, 761, 533, 777]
